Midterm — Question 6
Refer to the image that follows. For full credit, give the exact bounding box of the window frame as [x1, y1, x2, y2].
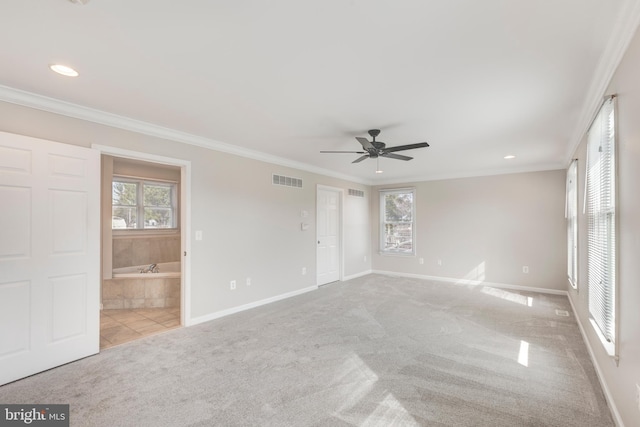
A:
[585, 95, 617, 357]
[112, 176, 178, 231]
[566, 159, 578, 289]
[379, 188, 416, 256]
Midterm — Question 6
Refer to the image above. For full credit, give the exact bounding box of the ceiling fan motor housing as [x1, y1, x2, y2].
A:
[367, 129, 385, 149]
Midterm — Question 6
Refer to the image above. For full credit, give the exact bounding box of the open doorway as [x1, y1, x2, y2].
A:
[94, 145, 191, 349]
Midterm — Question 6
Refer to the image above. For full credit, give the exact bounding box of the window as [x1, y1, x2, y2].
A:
[566, 159, 578, 288]
[586, 96, 616, 355]
[380, 188, 415, 255]
[112, 177, 177, 229]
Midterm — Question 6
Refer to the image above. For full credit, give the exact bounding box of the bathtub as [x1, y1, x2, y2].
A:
[113, 261, 181, 279]
[104, 261, 181, 309]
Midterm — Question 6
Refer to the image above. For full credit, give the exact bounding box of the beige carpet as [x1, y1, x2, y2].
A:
[0, 274, 614, 426]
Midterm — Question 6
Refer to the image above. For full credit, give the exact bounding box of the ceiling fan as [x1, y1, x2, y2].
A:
[320, 129, 429, 163]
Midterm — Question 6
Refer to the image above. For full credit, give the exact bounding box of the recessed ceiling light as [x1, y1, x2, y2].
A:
[49, 64, 79, 77]
[504, 155, 516, 160]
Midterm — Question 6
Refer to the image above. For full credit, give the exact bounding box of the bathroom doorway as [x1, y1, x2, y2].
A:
[94, 145, 191, 349]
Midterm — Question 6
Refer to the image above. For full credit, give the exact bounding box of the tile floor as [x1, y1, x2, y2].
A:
[100, 307, 181, 349]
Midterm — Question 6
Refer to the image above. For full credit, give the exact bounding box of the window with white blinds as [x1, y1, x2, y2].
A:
[586, 96, 616, 356]
[566, 159, 578, 289]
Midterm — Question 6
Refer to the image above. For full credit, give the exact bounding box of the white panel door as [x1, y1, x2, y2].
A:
[0, 131, 100, 386]
[317, 188, 340, 286]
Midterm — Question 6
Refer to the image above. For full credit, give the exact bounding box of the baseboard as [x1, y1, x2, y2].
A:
[371, 270, 568, 296]
[567, 294, 624, 427]
[343, 269, 372, 281]
[187, 285, 318, 326]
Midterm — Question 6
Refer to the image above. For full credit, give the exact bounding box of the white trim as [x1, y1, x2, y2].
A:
[92, 144, 193, 326]
[188, 285, 318, 326]
[0, 85, 369, 185]
[342, 270, 373, 281]
[0, 85, 578, 186]
[372, 270, 568, 296]
[567, 295, 624, 427]
[181, 164, 192, 326]
[589, 317, 617, 357]
[93, 144, 189, 167]
[374, 164, 565, 186]
[566, 0, 640, 164]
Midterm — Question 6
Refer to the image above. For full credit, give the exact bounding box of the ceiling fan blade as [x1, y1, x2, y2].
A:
[356, 137, 374, 150]
[381, 152, 413, 161]
[384, 142, 430, 153]
[352, 154, 370, 163]
[320, 151, 366, 153]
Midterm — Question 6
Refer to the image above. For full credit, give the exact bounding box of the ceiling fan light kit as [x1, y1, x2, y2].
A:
[320, 129, 429, 168]
[375, 157, 383, 174]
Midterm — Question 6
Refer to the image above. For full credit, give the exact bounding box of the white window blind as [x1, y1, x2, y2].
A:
[586, 96, 616, 355]
[566, 159, 578, 289]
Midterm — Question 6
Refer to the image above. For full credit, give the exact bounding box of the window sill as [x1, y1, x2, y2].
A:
[379, 251, 415, 257]
[589, 317, 616, 358]
[112, 229, 179, 238]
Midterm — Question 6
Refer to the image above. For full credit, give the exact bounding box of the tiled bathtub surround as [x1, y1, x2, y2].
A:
[112, 235, 180, 269]
[102, 277, 180, 309]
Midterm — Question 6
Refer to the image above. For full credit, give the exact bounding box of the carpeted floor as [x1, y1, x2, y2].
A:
[0, 274, 614, 426]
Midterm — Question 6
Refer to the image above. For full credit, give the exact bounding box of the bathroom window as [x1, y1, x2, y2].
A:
[112, 177, 177, 229]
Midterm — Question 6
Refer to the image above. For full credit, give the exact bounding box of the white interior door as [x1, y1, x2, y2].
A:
[0, 131, 100, 386]
[317, 187, 340, 286]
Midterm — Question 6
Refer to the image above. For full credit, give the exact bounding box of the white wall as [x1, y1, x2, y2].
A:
[568, 24, 640, 427]
[0, 101, 372, 321]
[371, 170, 567, 292]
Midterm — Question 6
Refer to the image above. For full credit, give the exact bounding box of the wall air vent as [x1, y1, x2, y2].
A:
[272, 174, 303, 188]
[348, 189, 365, 198]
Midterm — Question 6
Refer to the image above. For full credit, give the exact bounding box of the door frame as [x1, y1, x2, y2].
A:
[316, 184, 344, 286]
[92, 145, 192, 326]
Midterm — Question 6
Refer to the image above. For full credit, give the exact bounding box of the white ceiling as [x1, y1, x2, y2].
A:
[1, 0, 639, 184]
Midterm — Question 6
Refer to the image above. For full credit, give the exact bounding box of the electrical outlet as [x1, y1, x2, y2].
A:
[523, 266, 529, 274]
[437, 259, 442, 266]
[302, 267, 306, 275]
[230, 280, 236, 290]
[364, 255, 367, 262]
[246, 277, 251, 286]
[636, 383, 640, 412]
[419, 258, 424, 264]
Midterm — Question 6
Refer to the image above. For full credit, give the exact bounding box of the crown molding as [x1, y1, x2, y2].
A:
[566, 0, 640, 164]
[372, 162, 565, 186]
[0, 84, 371, 185]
